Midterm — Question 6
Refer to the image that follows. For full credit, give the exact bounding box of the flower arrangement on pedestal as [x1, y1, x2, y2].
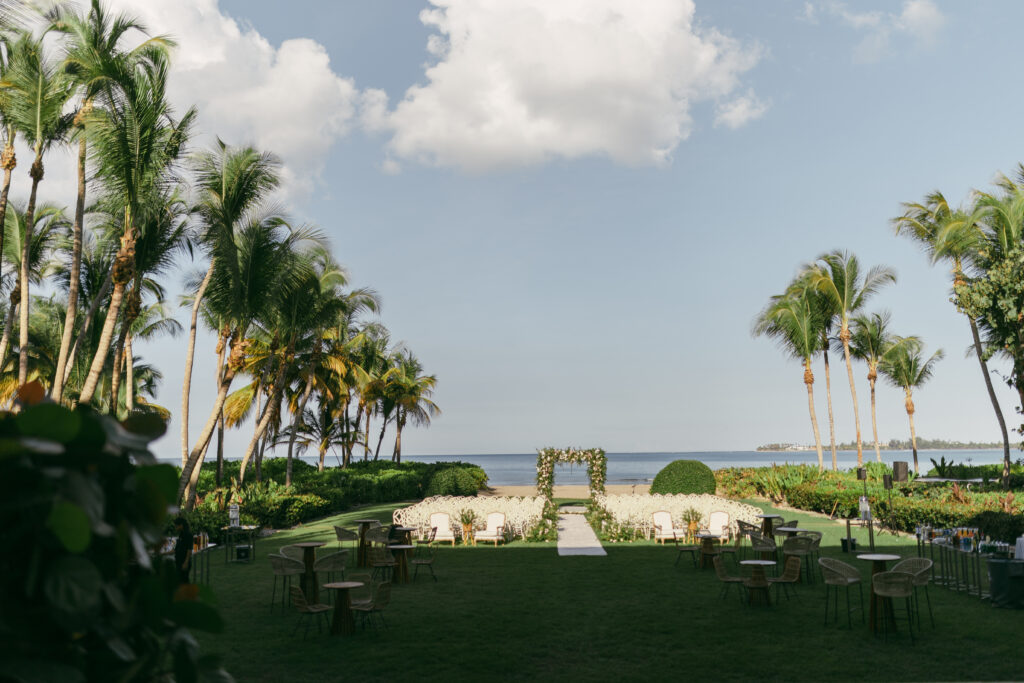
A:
[535, 447, 607, 501]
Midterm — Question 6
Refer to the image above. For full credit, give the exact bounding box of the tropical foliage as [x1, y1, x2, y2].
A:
[0, 2, 441, 514]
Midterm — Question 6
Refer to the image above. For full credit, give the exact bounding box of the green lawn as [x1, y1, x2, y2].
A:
[194, 502, 1020, 682]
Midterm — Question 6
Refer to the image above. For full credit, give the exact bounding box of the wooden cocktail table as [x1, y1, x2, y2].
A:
[294, 541, 325, 602]
[324, 581, 363, 636]
[741, 559, 776, 606]
[857, 553, 901, 632]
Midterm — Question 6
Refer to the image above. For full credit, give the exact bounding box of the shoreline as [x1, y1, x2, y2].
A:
[482, 484, 650, 497]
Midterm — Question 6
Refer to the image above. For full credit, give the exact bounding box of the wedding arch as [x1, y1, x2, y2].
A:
[536, 447, 607, 500]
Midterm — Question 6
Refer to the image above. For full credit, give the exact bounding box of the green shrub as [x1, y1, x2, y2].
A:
[425, 467, 478, 497]
[967, 510, 1024, 542]
[650, 460, 716, 495]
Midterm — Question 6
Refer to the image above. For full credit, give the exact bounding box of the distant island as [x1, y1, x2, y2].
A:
[757, 438, 1003, 452]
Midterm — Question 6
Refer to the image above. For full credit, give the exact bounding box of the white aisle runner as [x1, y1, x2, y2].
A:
[556, 510, 607, 556]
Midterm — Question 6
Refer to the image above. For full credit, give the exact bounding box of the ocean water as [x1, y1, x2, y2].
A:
[398, 449, 1009, 486]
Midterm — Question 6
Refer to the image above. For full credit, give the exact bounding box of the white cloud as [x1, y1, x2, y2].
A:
[377, 0, 765, 172]
[100, 0, 363, 200]
[715, 89, 769, 129]
[812, 0, 945, 63]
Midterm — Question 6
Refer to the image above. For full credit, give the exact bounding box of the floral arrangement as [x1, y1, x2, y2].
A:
[536, 447, 607, 500]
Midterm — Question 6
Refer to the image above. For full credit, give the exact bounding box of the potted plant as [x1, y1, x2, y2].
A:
[682, 508, 702, 542]
[458, 509, 478, 544]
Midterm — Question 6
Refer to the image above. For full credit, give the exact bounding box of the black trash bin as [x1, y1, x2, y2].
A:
[988, 559, 1024, 609]
[840, 537, 858, 553]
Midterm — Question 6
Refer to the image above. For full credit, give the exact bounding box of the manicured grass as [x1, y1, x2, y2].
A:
[194, 501, 1021, 682]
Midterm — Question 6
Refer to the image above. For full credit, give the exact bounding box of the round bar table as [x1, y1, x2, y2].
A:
[695, 532, 720, 569]
[857, 553, 901, 632]
[756, 514, 782, 538]
[740, 560, 776, 605]
[775, 526, 810, 538]
[324, 581, 363, 636]
[294, 541, 325, 602]
[353, 519, 380, 568]
[396, 526, 417, 544]
[387, 544, 414, 583]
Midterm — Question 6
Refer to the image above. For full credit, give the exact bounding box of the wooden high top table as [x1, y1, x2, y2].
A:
[741, 560, 776, 605]
[857, 553, 901, 632]
[294, 541, 326, 602]
[756, 514, 782, 538]
[695, 532, 720, 569]
[323, 581, 363, 636]
[387, 544, 414, 583]
[353, 519, 380, 568]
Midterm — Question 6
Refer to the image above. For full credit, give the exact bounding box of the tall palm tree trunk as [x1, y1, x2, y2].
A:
[365, 406, 373, 461]
[109, 293, 136, 414]
[124, 332, 134, 412]
[904, 389, 918, 474]
[967, 317, 1012, 488]
[804, 360, 824, 472]
[178, 372, 235, 508]
[256, 431, 268, 482]
[0, 142, 16, 314]
[374, 416, 388, 459]
[52, 135, 87, 403]
[840, 329, 864, 466]
[17, 157, 43, 386]
[287, 346, 318, 471]
[239, 389, 276, 484]
[393, 414, 404, 463]
[342, 396, 352, 466]
[868, 370, 881, 463]
[180, 262, 214, 466]
[63, 271, 112, 386]
[0, 296, 17, 374]
[823, 349, 838, 471]
[80, 225, 136, 405]
[215, 406, 224, 488]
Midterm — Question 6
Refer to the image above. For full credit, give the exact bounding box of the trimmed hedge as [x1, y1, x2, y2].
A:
[650, 460, 716, 495]
[184, 457, 488, 537]
[425, 467, 478, 497]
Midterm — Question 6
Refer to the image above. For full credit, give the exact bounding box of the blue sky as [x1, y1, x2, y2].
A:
[85, 1, 1024, 459]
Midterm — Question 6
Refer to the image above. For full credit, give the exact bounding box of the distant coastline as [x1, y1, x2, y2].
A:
[757, 438, 1003, 452]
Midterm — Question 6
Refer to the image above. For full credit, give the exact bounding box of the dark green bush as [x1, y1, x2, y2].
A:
[650, 460, 716, 495]
[425, 467, 478, 496]
[967, 510, 1024, 543]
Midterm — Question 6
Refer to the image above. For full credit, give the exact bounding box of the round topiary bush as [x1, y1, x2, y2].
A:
[650, 460, 716, 495]
[425, 467, 478, 497]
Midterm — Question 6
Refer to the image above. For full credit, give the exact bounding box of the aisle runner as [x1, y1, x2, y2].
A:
[557, 509, 606, 556]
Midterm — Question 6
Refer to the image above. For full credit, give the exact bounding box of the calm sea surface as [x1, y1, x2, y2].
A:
[184, 449, 1010, 486]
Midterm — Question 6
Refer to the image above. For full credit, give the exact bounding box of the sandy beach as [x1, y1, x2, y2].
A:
[482, 484, 650, 497]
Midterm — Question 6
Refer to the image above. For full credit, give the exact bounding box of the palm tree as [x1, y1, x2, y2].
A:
[386, 351, 439, 462]
[850, 310, 893, 464]
[0, 30, 20, 316]
[808, 250, 896, 467]
[49, 0, 171, 404]
[3, 29, 73, 385]
[893, 191, 1013, 486]
[754, 288, 828, 471]
[879, 336, 944, 474]
[177, 214, 313, 507]
[182, 140, 280, 465]
[78, 52, 194, 405]
[0, 201, 66, 375]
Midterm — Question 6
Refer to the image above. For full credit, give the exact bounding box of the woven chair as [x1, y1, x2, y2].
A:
[819, 557, 863, 628]
[769, 517, 786, 536]
[269, 553, 304, 610]
[348, 571, 375, 609]
[749, 531, 779, 566]
[671, 531, 699, 568]
[782, 536, 815, 584]
[652, 510, 687, 544]
[736, 520, 760, 558]
[279, 544, 304, 563]
[713, 555, 745, 602]
[288, 586, 330, 638]
[369, 545, 396, 581]
[314, 550, 348, 588]
[892, 557, 934, 628]
[767, 556, 802, 601]
[717, 534, 743, 566]
[797, 531, 823, 574]
[334, 526, 358, 554]
[429, 512, 457, 545]
[412, 528, 437, 582]
[353, 581, 391, 630]
[872, 571, 915, 643]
